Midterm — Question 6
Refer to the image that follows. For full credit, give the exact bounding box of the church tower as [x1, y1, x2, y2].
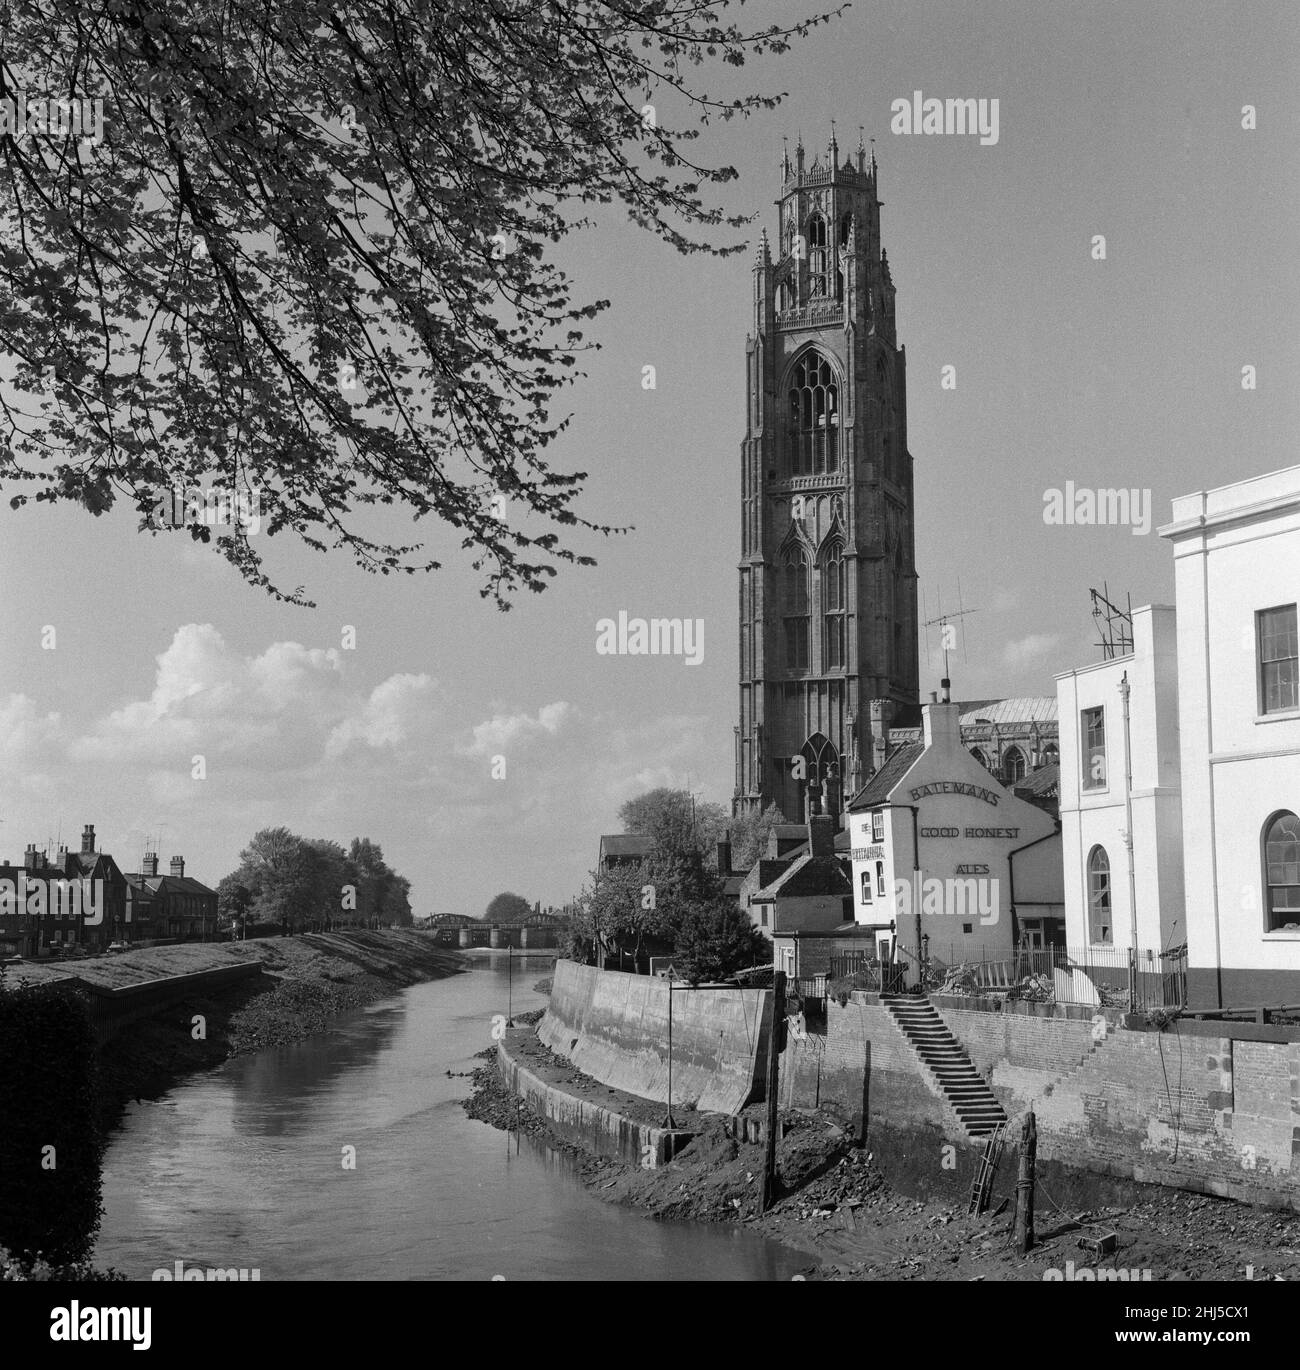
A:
[733, 132, 919, 824]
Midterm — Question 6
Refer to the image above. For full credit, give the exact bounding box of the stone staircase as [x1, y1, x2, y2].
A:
[882, 994, 1008, 1139]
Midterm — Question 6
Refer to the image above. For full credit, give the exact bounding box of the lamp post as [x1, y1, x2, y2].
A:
[1121, 672, 1140, 1012]
[506, 940, 514, 1027]
[664, 978, 675, 1129]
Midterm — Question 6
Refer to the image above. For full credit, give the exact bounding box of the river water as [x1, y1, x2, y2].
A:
[96, 957, 805, 1281]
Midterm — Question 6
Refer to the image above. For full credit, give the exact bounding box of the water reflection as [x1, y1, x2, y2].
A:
[97, 959, 805, 1281]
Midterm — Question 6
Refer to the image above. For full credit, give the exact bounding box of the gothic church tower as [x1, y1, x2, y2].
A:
[733, 133, 918, 823]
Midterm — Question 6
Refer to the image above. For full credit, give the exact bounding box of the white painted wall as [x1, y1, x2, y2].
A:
[1164, 466, 1300, 982]
[1055, 604, 1183, 953]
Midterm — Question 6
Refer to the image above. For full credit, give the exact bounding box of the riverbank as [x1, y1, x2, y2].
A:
[58, 930, 468, 1133]
[467, 1020, 1300, 1282]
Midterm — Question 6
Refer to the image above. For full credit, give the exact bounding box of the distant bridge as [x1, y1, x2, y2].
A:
[428, 920, 561, 949]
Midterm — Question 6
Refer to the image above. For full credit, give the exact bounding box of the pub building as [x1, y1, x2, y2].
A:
[846, 683, 1064, 975]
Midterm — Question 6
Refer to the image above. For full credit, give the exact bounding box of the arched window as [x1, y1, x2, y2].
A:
[807, 213, 828, 296]
[787, 354, 838, 476]
[1002, 747, 1026, 785]
[800, 733, 840, 817]
[1264, 811, 1300, 932]
[860, 869, 873, 906]
[1087, 846, 1112, 944]
[839, 213, 852, 247]
[783, 552, 809, 671]
[822, 548, 845, 669]
[970, 747, 988, 769]
[891, 544, 907, 676]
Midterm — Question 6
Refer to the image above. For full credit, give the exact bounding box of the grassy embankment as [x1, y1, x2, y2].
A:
[14, 930, 467, 1133]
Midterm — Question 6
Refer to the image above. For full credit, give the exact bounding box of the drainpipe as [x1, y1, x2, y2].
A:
[1008, 824, 1062, 963]
[1121, 672, 1140, 1012]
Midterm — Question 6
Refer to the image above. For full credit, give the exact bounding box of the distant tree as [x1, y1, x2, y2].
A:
[618, 788, 729, 861]
[485, 892, 532, 923]
[215, 874, 253, 937]
[568, 858, 678, 969]
[382, 875, 413, 927]
[348, 838, 392, 926]
[728, 802, 786, 870]
[234, 827, 314, 931]
[303, 838, 354, 929]
[670, 894, 767, 986]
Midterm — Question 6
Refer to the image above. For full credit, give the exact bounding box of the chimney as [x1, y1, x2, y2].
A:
[24, 843, 39, 871]
[717, 835, 732, 877]
[81, 824, 95, 854]
[170, 855, 185, 878]
[869, 699, 892, 773]
[923, 698, 962, 752]
[143, 852, 159, 877]
[809, 814, 835, 858]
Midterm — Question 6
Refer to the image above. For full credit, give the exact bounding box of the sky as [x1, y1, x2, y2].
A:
[0, 0, 1297, 919]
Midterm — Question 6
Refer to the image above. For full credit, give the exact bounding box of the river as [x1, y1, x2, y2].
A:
[95, 956, 806, 1280]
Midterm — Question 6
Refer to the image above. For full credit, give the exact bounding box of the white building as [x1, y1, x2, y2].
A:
[847, 695, 1062, 972]
[1161, 465, 1300, 1006]
[1055, 605, 1184, 955]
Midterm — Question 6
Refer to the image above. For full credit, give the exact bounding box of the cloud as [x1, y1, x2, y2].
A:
[1002, 633, 1062, 669]
[465, 700, 575, 755]
[76, 624, 437, 768]
[0, 693, 63, 763]
[325, 673, 438, 757]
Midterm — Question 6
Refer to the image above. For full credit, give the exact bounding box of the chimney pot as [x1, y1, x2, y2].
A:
[809, 814, 835, 858]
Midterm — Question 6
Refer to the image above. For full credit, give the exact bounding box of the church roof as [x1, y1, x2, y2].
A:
[959, 698, 1058, 727]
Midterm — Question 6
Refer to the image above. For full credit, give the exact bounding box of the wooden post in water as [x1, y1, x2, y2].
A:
[1015, 1110, 1037, 1253]
[761, 972, 786, 1212]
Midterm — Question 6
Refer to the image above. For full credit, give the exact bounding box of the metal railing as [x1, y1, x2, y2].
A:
[924, 943, 1188, 1010]
[827, 951, 908, 995]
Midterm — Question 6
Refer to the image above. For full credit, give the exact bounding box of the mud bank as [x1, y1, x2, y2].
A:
[82, 930, 467, 1133]
[467, 1024, 1300, 1282]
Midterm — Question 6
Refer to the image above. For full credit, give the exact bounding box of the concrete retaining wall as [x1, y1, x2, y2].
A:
[538, 960, 771, 1115]
[497, 1035, 689, 1166]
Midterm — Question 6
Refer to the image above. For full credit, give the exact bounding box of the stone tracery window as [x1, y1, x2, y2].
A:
[787, 354, 838, 476]
[822, 546, 845, 669]
[807, 213, 829, 297]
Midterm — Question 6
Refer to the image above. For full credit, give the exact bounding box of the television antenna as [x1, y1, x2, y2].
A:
[1090, 584, 1133, 660]
[922, 583, 978, 689]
